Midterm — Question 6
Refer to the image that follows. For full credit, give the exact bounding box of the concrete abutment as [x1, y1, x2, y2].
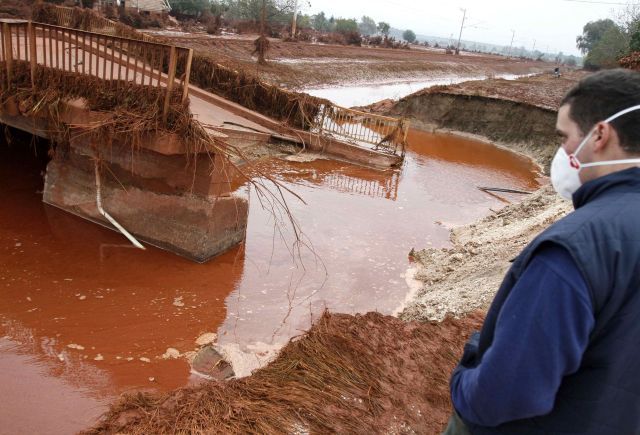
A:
[1, 101, 249, 263]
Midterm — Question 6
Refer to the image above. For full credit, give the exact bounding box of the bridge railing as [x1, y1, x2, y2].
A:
[0, 19, 192, 123]
[311, 105, 409, 157]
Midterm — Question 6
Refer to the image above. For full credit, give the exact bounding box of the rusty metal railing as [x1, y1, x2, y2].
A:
[0, 19, 192, 123]
[312, 104, 409, 158]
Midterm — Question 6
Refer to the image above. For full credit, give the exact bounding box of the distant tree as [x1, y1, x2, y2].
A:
[402, 29, 416, 43]
[313, 11, 329, 32]
[296, 13, 312, 30]
[223, 0, 296, 24]
[576, 19, 618, 54]
[328, 15, 336, 32]
[585, 25, 628, 69]
[377, 21, 390, 37]
[169, 0, 210, 17]
[210, 1, 227, 15]
[335, 18, 358, 34]
[358, 15, 377, 36]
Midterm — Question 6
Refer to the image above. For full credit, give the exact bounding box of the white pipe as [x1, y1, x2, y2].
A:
[94, 160, 146, 250]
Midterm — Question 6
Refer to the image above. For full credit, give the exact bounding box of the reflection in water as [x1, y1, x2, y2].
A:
[0, 128, 540, 431]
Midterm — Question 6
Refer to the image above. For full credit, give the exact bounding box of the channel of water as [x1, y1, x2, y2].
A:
[0, 126, 541, 433]
[304, 73, 536, 107]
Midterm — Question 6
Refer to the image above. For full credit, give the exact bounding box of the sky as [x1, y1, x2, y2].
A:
[302, 0, 635, 56]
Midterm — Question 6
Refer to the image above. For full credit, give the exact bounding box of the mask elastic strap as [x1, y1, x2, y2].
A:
[571, 104, 640, 165]
[582, 158, 640, 168]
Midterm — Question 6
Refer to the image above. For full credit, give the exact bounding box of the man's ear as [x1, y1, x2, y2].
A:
[592, 122, 613, 153]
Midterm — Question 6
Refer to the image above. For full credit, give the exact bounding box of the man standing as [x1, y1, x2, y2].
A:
[445, 69, 640, 434]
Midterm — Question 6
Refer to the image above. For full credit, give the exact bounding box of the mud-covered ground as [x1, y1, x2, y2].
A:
[143, 29, 551, 90]
[401, 186, 572, 322]
[409, 70, 589, 110]
[85, 311, 484, 435]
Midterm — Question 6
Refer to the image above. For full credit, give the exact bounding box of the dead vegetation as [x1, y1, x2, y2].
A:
[0, 0, 35, 19]
[620, 51, 640, 71]
[83, 311, 483, 435]
[31, 4, 331, 130]
[2, 60, 194, 153]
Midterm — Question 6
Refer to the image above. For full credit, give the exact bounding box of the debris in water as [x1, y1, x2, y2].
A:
[191, 345, 235, 380]
[162, 348, 181, 359]
[67, 344, 85, 350]
[140, 357, 151, 363]
[172, 297, 185, 307]
[195, 333, 217, 346]
[94, 354, 104, 361]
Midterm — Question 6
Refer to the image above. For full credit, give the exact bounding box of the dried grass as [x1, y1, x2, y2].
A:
[32, 3, 331, 132]
[82, 311, 484, 435]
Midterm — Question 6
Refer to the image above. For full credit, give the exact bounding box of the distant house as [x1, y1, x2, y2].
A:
[94, 0, 171, 13]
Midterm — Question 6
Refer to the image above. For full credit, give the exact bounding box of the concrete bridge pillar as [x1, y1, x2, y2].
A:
[42, 129, 249, 263]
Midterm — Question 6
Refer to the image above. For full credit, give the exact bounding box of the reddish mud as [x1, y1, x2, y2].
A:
[143, 30, 550, 90]
[411, 70, 589, 110]
[85, 311, 486, 435]
[0, 129, 539, 432]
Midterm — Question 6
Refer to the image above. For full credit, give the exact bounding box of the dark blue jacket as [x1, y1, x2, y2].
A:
[460, 168, 640, 434]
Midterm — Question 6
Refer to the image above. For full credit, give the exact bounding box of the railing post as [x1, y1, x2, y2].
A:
[181, 48, 193, 104]
[2, 23, 13, 88]
[28, 22, 37, 90]
[162, 45, 177, 123]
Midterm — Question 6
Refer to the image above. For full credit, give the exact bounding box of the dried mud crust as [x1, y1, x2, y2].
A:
[401, 186, 572, 322]
[84, 311, 483, 435]
[410, 70, 589, 110]
[144, 31, 550, 89]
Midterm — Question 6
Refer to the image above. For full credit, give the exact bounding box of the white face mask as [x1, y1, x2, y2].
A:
[551, 104, 640, 200]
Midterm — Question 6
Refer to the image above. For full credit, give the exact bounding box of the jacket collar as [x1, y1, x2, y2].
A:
[573, 167, 640, 209]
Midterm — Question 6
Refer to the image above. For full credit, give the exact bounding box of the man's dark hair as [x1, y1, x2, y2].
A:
[561, 69, 640, 153]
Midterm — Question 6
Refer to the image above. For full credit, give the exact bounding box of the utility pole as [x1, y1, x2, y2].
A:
[456, 8, 466, 55]
[508, 29, 515, 57]
[291, 0, 298, 38]
[532, 39, 536, 52]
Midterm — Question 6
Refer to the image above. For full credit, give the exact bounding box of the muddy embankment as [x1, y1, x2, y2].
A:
[385, 75, 578, 321]
[389, 91, 558, 170]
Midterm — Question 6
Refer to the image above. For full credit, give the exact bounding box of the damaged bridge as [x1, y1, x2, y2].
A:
[0, 15, 408, 262]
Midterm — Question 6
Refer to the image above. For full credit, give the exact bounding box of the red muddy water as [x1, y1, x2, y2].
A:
[0, 129, 541, 433]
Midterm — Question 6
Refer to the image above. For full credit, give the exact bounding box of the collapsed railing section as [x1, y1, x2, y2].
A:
[311, 105, 409, 157]
[0, 19, 193, 123]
